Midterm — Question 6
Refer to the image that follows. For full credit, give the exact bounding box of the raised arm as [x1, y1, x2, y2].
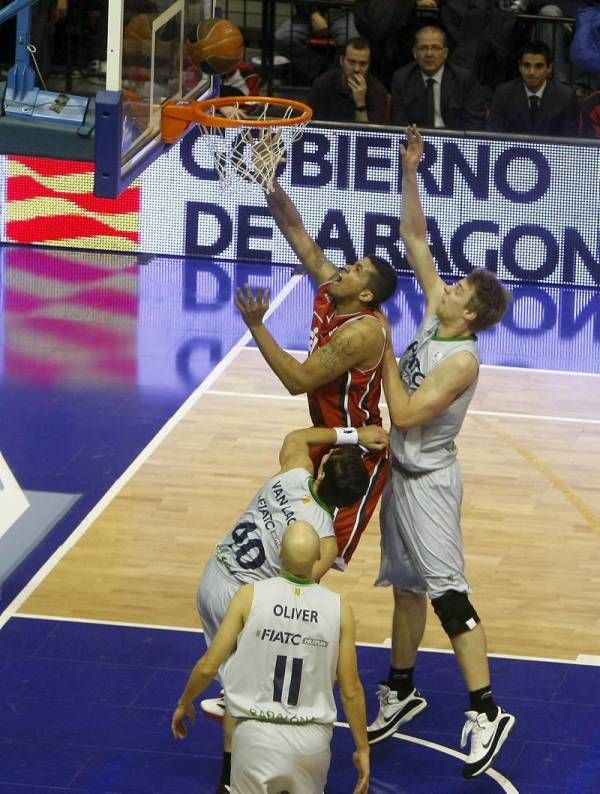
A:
[171, 585, 253, 739]
[235, 286, 385, 395]
[278, 425, 388, 581]
[400, 126, 445, 314]
[266, 179, 338, 285]
[278, 426, 389, 473]
[337, 599, 370, 794]
[382, 343, 478, 430]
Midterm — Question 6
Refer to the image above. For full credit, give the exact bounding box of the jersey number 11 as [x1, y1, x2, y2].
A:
[273, 654, 304, 706]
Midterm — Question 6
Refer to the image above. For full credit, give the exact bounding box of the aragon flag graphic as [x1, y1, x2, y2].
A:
[5, 157, 140, 252]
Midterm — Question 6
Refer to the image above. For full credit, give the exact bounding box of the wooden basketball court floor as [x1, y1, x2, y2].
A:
[0, 246, 599, 792]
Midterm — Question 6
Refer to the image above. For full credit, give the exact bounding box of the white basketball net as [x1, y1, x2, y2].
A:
[199, 100, 309, 193]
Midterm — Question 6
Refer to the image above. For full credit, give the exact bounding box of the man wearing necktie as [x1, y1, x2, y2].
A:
[391, 25, 486, 131]
[488, 41, 578, 136]
[426, 77, 436, 127]
[529, 94, 539, 125]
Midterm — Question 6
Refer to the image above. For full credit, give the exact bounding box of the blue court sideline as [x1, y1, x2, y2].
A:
[0, 617, 598, 793]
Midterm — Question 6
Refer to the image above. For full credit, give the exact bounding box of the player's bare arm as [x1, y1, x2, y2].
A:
[235, 286, 385, 394]
[337, 600, 370, 794]
[171, 586, 252, 739]
[278, 426, 388, 581]
[278, 426, 389, 473]
[310, 537, 338, 582]
[400, 126, 445, 314]
[266, 180, 338, 285]
[382, 343, 478, 430]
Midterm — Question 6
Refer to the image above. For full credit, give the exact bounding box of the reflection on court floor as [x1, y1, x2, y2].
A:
[0, 248, 599, 792]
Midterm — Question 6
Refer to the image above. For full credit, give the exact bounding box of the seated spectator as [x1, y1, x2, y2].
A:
[488, 40, 578, 136]
[391, 25, 487, 131]
[579, 89, 600, 138]
[307, 37, 388, 123]
[275, 3, 358, 83]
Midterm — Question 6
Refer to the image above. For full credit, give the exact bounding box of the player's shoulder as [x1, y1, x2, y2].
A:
[233, 582, 255, 609]
[437, 348, 479, 383]
[339, 312, 385, 340]
[314, 579, 343, 604]
[277, 466, 313, 485]
[452, 349, 479, 372]
[271, 466, 311, 484]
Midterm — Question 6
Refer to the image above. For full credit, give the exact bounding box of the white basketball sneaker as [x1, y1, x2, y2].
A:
[367, 684, 428, 744]
[200, 693, 226, 721]
[461, 706, 516, 778]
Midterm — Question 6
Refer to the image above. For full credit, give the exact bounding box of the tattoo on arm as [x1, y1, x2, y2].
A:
[317, 327, 364, 377]
[313, 246, 333, 273]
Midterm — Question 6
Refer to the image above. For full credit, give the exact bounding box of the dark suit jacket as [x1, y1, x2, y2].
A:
[308, 68, 388, 124]
[488, 79, 579, 137]
[391, 62, 486, 131]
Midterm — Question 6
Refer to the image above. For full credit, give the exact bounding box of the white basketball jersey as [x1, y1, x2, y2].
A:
[215, 468, 334, 583]
[223, 575, 340, 725]
[390, 315, 479, 472]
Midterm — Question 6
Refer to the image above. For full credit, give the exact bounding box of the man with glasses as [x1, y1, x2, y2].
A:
[391, 25, 486, 131]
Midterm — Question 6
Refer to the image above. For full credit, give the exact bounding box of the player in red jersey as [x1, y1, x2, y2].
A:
[235, 177, 398, 566]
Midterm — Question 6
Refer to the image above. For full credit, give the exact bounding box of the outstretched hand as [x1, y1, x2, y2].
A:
[235, 285, 270, 329]
[357, 425, 389, 451]
[400, 124, 423, 172]
[251, 129, 285, 171]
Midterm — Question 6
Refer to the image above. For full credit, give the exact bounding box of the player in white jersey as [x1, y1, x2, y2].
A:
[172, 521, 370, 794]
[367, 126, 516, 779]
[197, 423, 387, 792]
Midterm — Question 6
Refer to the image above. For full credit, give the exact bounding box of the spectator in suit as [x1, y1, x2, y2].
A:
[308, 37, 388, 124]
[391, 25, 487, 131]
[488, 40, 579, 136]
[275, 3, 359, 83]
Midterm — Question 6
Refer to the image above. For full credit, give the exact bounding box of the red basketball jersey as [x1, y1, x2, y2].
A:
[307, 282, 385, 429]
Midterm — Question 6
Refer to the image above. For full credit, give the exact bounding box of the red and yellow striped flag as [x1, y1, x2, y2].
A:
[5, 157, 140, 252]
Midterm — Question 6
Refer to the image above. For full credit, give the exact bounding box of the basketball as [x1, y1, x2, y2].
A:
[187, 18, 244, 75]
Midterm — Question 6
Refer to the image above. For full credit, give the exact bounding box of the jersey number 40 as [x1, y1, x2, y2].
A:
[231, 521, 266, 570]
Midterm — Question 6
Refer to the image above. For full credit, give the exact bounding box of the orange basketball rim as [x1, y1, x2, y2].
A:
[161, 96, 313, 144]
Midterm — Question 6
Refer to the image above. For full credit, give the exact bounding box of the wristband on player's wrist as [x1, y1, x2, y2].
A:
[334, 427, 359, 445]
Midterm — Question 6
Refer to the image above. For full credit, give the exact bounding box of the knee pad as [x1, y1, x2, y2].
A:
[431, 590, 480, 638]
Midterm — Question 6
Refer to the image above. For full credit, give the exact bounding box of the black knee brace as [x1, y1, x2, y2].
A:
[431, 590, 480, 638]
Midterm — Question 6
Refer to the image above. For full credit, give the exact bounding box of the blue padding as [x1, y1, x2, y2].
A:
[94, 90, 124, 198]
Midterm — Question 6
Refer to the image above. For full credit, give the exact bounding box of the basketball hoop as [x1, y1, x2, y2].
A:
[161, 96, 312, 193]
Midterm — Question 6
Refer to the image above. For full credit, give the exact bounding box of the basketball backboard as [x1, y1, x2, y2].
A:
[94, 0, 218, 198]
